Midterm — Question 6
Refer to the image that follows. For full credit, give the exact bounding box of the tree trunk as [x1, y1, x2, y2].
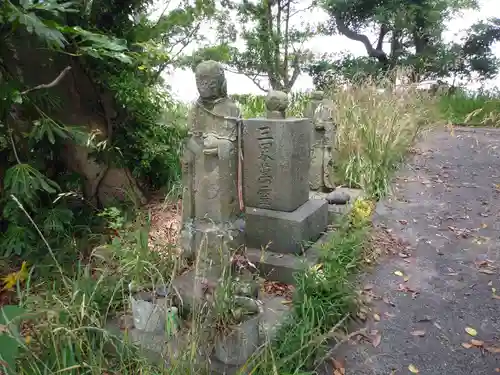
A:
[3, 33, 146, 207]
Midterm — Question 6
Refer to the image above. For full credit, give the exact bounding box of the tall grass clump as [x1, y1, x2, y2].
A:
[247, 198, 375, 375]
[0, 199, 194, 375]
[330, 74, 439, 198]
[438, 88, 500, 127]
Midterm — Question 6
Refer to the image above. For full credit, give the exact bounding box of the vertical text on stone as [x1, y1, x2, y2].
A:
[257, 125, 273, 208]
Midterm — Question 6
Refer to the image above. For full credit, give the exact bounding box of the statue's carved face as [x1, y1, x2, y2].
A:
[195, 61, 227, 100]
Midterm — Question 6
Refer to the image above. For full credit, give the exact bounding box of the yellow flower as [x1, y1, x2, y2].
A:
[25, 335, 32, 345]
[2, 261, 29, 291]
[351, 198, 375, 225]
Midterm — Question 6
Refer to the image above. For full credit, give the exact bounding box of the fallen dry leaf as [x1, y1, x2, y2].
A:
[408, 364, 419, 373]
[372, 333, 382, 348]
[485, 346, 500, 354]
[331, 357, 346, 375]
[479, 269, 496, 275]
[462, 342, 473, 349]
[404, 275, 410, 282]
[394, 270, 404, 277]
[383, 296, 395, 306]
[399, 219, 408, 225]
[373, 313, 381, 322]
[363, 284, 374, 291]
[470, 339, 484, 347]
[411, 330, 426, 337]
[465, 327, 478, 336]
[357, 311, 367, 321]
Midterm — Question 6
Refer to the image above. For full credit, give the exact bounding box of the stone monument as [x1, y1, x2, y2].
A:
[243, 91, 328, 254]
[179, 60, 244, 276]
[304, 91, 336, 192]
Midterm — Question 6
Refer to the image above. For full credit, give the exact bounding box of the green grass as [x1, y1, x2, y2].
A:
[438, 89, 500, 127]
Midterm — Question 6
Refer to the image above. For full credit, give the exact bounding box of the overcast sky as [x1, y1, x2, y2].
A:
[151, 0, 499, 102]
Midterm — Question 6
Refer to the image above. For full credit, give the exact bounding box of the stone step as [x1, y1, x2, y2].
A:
[246, 228, 343, 285]
[106, 291, 291, 374]
[246, 247, 317, 285]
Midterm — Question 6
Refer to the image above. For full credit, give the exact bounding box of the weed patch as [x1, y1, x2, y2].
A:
[249, 198, 375, 374]
[438, 89, 500, 127]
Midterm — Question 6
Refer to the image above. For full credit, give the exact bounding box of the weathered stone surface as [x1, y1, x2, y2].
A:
[180, 60, 244, 265]
[245, 199, 328, 254]
[243, 117, 312, 212]
[304, 90, 336, 192]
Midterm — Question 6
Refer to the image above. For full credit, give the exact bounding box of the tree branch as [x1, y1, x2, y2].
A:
[21, 66, 71, 95]
[288, 53, 301, 92]
[376, 24, 389, 51]
[334, 14, 388, 62]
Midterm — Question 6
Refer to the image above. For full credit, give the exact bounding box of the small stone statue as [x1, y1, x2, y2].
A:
[304, 91, 336, 192]
[180, 60, 244, 269]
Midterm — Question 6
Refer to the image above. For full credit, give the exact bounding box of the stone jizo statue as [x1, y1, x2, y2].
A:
[304, 90, 336, 192]
[180, 60, 244, 266]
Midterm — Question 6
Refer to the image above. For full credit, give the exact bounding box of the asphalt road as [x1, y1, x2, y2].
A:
[329, 127, 500, 375]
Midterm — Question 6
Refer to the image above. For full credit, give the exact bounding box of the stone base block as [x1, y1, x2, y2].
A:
[245, 199, 328, 254]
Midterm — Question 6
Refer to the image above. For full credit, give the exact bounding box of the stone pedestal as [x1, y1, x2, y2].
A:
[243, 91, 328, 255]
[245, 199, 327, 254]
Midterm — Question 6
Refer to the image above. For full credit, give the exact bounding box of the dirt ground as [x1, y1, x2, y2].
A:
[330, 127, 500, 374]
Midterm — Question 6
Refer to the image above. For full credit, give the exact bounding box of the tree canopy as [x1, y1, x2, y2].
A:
[309, 0, 500, 87]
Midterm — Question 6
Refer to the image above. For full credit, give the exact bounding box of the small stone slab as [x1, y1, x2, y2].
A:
[245, 199, 328, 254]
[105, 292, 291, 375]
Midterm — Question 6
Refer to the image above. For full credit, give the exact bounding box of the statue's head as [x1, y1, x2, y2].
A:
[265, 90, 289, 117]
[311, 91, 324, 101]
[195, 60, 227, 101]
